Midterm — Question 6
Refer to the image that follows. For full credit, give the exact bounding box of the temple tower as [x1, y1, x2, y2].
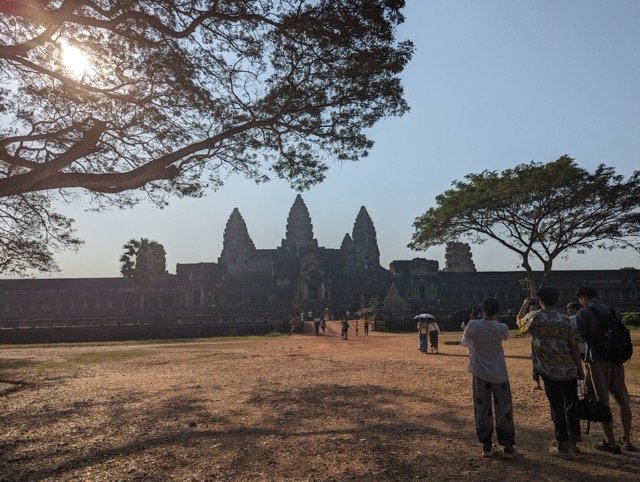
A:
[218, 208, 256, 274]
[351, 206, 380, 269]
[443, 241, 476, 272]
[281, 194, 318, 253]
[340, 233, 353, 251]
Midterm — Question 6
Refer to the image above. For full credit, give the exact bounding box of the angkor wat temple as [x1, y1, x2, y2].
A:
[1, 195, 638, 341]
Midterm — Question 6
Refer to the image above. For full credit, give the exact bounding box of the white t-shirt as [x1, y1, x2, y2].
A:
[460, 318, 509, 383]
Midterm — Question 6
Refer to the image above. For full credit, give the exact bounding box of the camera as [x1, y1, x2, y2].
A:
[528, 298, 540, 306]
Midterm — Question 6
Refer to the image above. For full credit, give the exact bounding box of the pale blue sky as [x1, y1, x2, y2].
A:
[46, 0, 640, 278]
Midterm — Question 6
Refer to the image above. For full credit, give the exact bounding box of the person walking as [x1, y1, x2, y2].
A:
[417, 318, 428, 352]
[313, 316, 321, 336]
[517, 287, 584, 458]
[461, 297, 518, 459]
[575, 286, 635, 453]
[341, 317, 349, 340]
[355, 320, 359, 336]
[364, 318, 369, 336]
[427, 318, 441, 353]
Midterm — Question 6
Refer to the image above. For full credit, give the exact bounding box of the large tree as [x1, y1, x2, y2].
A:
[0, 0, 412, 274]
[408, 156, 640, 292]
[120, 237, 166, 313]
[0, 192, 82, 276]
[1, 0, 413, 197]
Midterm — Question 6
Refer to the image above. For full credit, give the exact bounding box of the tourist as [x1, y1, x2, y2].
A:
[364, 318, 369, 336]
[416, 318, 428, 353]
[323, 308, 331, 330]
[517, 287, 583, 458]
[320, 317, 326, 335]
[575, 286, 635, 453]
[341, 317, 350, 340]
[313, 316, 321, 336]
[355, 319, 359, 336]
[427, 317, 441, 353]
[460, 297, 518, 459]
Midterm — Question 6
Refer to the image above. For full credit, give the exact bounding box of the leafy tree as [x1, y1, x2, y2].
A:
[0, 0, 412, 275]
[408, 156, 640, 292]
[119, 237, 166, 313]
[0, 0, 413, 199]
[0, 192, 82, 276]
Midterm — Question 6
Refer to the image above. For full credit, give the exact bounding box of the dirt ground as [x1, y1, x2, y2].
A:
[2, 321, 640, 482]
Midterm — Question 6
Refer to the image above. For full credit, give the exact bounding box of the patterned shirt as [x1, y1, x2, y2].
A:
[517, 309, 580, 381]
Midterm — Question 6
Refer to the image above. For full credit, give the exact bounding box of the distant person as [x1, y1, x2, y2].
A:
[323, 307, 330, 325]
[355, 319, 359, 336]
[575, 286, 635, 453]
[461, 297, 518, 459]
[341, 318, 350, 340]
[320, 318, 326, 335]
[364, 318, 369, 336]
[416, 318, 428, 352]
[427, 318, 441, 353]
[313, 316, 321, 336]
[517, 287, 583, 458]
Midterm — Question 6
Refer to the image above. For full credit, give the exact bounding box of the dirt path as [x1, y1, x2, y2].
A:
[1, 327, 640, 481]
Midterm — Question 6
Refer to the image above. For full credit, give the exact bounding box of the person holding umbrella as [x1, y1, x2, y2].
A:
[415, 313, 436, 353]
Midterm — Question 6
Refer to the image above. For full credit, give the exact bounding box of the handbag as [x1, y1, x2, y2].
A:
[566, 380, 612, 423]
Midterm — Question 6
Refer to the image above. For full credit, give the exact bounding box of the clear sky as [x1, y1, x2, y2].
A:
[40, 0, 640, 279]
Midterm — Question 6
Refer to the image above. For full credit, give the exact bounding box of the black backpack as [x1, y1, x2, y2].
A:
[587, 306, 633, 365]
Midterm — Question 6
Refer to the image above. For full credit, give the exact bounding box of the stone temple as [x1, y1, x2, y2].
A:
[0, 195, 639, 335]
[177, 194, 393, 316]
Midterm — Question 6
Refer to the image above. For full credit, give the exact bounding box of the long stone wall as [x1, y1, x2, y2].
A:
[0, 316, 290, 344]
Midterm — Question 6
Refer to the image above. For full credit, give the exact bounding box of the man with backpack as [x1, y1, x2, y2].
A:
[575, 286, 635, 453]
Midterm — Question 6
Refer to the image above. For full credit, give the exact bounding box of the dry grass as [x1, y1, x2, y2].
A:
[1, 324, 640, 481]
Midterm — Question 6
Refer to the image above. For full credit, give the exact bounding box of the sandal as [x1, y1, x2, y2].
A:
[595, 439, 621, 454]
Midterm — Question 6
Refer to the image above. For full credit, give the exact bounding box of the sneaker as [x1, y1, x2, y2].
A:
[482, 443, 499, 458]
[549, 445, 573, 459]
[502, 446, 519, 459]
[594, 439, 621, 454]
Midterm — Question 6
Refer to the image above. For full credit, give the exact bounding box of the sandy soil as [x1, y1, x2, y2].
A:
[1, 321, 640, 481]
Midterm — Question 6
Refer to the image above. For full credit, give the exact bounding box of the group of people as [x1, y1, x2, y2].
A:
[416, 315, 441, 353]
[341, 317, 370, 339]
[312, 308, 331, 336]
[309, 308, 370, 339]
[460, 286, 634, 460]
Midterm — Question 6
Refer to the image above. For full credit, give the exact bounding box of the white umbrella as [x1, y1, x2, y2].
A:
[414, 313, 436, 320]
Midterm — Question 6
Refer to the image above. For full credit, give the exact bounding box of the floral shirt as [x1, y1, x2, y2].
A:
[517, 309, 580, 381]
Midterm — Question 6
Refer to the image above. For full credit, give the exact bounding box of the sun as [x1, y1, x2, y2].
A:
[60, 40, 90, 78]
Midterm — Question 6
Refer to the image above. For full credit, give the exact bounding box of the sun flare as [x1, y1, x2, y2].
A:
[60, 40, 90, 78]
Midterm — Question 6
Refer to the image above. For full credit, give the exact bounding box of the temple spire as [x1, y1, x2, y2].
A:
[352, 206, 380, 268]
[218, 208, 256, 274]
[281, 194, 318, 251]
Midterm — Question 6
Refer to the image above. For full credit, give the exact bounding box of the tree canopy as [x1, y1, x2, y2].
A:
[0, 191, 82, 276]
[0, 0, 412, 275]
[119, 237, 166, 288]
[0, 0, 413, 198]
[120, 237, 166, 313]
[408, 156, 640, 290]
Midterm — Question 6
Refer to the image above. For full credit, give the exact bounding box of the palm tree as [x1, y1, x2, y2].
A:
[120, 238, 166, 314]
